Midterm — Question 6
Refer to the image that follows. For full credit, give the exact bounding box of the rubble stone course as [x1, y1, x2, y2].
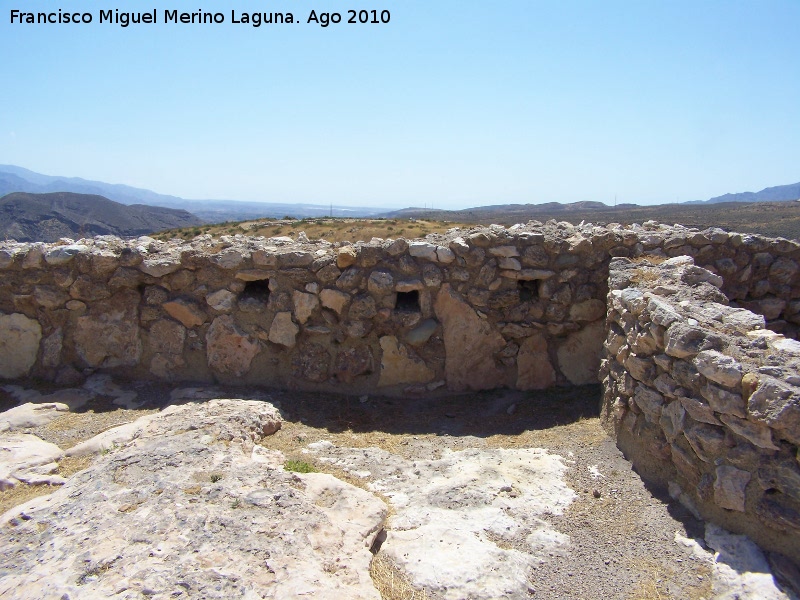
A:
[3, 220, 798, 394]
[601, 253, 800, 561]
[1, 218, 800, 559]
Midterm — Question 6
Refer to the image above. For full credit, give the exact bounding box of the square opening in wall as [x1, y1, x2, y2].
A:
[518, 280, 539, 302]
[395, 290, 421, 312]
[241, 279, 271, 303]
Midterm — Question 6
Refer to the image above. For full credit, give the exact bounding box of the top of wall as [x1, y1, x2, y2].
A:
[2, 219, 799, 271]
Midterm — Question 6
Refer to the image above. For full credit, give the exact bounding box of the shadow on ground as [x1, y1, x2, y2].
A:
[272, 384, 602, 439]
[2, 379, 601, 440]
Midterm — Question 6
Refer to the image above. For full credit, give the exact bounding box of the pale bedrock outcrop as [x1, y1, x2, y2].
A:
[0, 399, 386, 600]
[307, 441, 576, 600]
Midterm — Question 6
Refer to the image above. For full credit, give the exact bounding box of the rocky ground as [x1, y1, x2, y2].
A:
[1, 379, 798, 600]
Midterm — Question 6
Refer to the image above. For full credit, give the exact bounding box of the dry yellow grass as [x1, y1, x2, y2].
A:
[58, 454, 93, 477]
[484, 415, 609, 450]
[0, 484, 59, 516]
[625, 555, 712, 600]
[43, 408, 157, 449]
[370, 552, 431, 600]
[263, 419, 440, 462]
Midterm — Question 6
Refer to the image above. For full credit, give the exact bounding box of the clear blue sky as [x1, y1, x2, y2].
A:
[2, 0, 799, 208]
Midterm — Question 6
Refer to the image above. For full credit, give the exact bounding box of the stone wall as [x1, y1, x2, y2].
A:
[601, 256, 800, 561]
[1, 220, 799, 397]
[2, 219, 800, 558]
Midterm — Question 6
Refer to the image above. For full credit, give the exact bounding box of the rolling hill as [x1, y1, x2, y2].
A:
[0, 165, 389, 221]
[698, 181, 800, 204]
[0, 192, 203, 242]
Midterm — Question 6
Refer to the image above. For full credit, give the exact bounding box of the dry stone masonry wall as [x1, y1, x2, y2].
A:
[1, 219, 800, 559]
[602, 255, 800, 562]
[0, 220, 799, 396]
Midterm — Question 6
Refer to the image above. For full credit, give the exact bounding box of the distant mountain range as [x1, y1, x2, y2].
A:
[687, 181, 800, 205]
[0, 192, 202, 242]
[1, 164, 798, 232]
[0, 165, 184, 207]
[0, 165, 388, 222]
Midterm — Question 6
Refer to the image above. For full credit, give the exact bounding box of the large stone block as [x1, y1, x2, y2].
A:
[569, 299, 606, 322]
[748, 377, 800, 445]
[378, 336, 434, 387]
[334, 347, 374, 383]
[556, 320, 605, 385]
[163, 299, 206, 328]
[694, 350, 743, 388]
[73, 292, 142, 369]
[206, 315, 260, 376]
[713, 465, 751, 512]
[292, 291, 319, 324]
[516, 334, 555, 390]
[268, 312, 299, 348]
[320, 288, 350, 315]
[0, 313, 41, 379]
[292, 342, 331, 382]
[434, 284, 506, 391]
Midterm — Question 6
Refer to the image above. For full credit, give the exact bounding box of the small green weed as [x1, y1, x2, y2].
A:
[284, 460, 316, 473]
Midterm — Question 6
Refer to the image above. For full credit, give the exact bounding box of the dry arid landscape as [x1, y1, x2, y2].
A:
[1, 217, 800, 599]
[5, 0, 799, 596]
[152, 200, 800, 248]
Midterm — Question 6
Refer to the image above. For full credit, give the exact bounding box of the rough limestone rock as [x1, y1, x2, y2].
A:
[163, 299, 206, 328]
[308, 443, 575, 600]
[694, 350, 743, 388]
[292, 343, 331, 383]
[147, 319, 186, 355]
[268, 311, 299, 348]
[404, 319, 438, 346]
[676, 524, 792, 600]
[205, 315, 260, 376]
[0, 433, 64, 490]
[747, 377, 800, 445]
[0, 402, 69, 431]
[320, 288, 350, 315]
[0, 313, 42, 379]
[64, 414, 162, 457]
[378, 336, 435, 387]
[72, 292, 142, 368]
[557, 320, 605, 385]
[714, 465, 751, 512]
[292, 290, 319, 324]
[0, 400, 386, 600]
[205, 289, 237, 312]
[434, 284, 506, 391]
[333, 347, 374, 383]
[336, 246, 358, 268]
[569, 299, 606, 322]
[516, 333, 556, 390]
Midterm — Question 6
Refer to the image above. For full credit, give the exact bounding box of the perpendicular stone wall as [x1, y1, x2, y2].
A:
[601, 255, 800, 562]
